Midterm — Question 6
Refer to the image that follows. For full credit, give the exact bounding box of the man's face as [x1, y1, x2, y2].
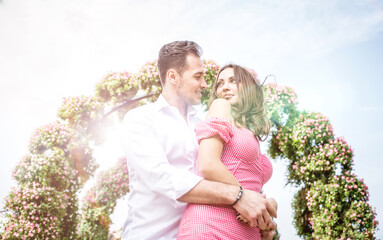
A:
[176, 54, 207, 105]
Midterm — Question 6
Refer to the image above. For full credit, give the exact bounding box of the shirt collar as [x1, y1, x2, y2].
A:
[155, 94, 198, 117]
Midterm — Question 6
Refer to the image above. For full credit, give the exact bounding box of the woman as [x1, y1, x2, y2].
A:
[177, 64, 277, 240]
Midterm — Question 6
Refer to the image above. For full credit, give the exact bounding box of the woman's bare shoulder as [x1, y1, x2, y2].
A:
[206, 99, 232, 121]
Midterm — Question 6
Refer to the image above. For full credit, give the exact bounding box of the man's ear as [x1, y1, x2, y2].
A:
[166, 69, 179, 85]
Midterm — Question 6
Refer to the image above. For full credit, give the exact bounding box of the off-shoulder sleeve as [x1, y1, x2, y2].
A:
[195, 117, 233, 144]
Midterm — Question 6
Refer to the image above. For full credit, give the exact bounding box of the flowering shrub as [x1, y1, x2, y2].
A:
[201, 59, 220, 108]
[77, 157, 129, 239]
[292, 188, 313, 237]
[57, 95, 104, 127]
[29, 122, 73, 154]
[264, 83, 298, 126]
[307, 173, 377, 239]
[13, 148, 77, 192]
[60, 193, 79, 240]
[2, 182, 69, 239]
[77, 206, 111, 240]
[269, 112, 336, 184]
[83, 157, 129, 212]
[291, 137, 354, 184]
[6, 118, 96, 239]
[68, 141, 98, 185]
[23, 126, 97, 190]
[343, 201, 378, 239]
[96, 71, 138, 104]
[292, 112, 335, 152]
[135, 60, 162, 102]
[267, 87, 378, 238]
[1, 59, 378, 239]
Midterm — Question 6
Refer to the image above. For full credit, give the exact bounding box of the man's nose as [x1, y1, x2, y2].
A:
[201, 77, 208, 90]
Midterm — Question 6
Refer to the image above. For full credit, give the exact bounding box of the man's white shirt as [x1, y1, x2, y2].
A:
[121, 95, 203, 240]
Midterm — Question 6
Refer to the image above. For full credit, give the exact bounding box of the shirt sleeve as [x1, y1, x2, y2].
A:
[121, 108, 202, 205]
[195, 117, 234, 144]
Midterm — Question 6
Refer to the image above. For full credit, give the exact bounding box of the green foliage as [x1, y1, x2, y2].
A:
[2, 182, 70, 239]
[57, 95, 104, 128]
[135, 60, 162, 103]
[267, 86, 378, 239]
[77, 206, 110, 240]
[68, 140, 98, 185]
[4, 117, 97, 239]
[264, 83, 298, 128]
[264, 83, 300, 161]
[29, 122, 73, 154]
[292, 188, 313, 238]
[307, 173, 377, 239]
[291, 137, 354, 185]
[77, 157, 129, 239]
[95, 71, 138, 104]
[1, 58, 378, 239]
[201, 59, 220, 108]
[13, 148, 77, 191]
[60, 193, 79, 240]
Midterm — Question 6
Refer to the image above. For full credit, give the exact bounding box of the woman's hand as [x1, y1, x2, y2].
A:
[260, 198, 277, 239]
[260, 221, 277, 240]
[258, 198, 277, 230]
[236, 197, 277, 229]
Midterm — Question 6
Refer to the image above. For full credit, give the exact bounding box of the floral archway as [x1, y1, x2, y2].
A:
[1, 60, 378, 239]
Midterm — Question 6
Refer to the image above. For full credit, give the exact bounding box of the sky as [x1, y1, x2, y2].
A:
[1, 0, 383, 239]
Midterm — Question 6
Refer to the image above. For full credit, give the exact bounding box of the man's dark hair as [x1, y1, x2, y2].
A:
[158, 41, 203, 85]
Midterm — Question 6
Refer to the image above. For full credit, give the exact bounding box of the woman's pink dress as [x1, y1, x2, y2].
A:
[177, 117, 273, 240]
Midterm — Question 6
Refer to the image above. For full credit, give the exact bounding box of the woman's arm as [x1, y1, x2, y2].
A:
[198, 136, 239, 186]
[199, 99, 277, 230]
[198, 99, 239, 186]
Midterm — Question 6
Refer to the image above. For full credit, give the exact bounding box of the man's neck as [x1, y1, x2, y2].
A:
[162, 92, 188, 120]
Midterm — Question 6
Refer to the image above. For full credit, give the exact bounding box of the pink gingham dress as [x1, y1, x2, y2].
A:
[177, 117, 273, 240]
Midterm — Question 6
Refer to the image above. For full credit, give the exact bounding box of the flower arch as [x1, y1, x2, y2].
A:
[1, 60, 378, 239]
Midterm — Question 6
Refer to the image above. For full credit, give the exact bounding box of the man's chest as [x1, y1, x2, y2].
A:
[154, 114, 199, 168]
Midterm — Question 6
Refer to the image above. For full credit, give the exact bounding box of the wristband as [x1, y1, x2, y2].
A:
[231, 186, 243, 207]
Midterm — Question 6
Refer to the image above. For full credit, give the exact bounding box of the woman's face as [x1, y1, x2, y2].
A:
[215, 68, 238, 105]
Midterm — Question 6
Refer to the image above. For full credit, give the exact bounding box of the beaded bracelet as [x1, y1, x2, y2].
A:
[231, 186, 243, 207]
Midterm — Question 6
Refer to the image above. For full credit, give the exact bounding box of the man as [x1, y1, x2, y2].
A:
[121, 41, 276, 240]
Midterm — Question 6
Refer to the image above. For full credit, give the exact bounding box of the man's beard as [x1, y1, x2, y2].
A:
[177, 80, 200, 105]
[177, 88, 199, 105]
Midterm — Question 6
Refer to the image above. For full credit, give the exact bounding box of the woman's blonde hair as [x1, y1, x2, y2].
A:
[208, 64, 271, 141]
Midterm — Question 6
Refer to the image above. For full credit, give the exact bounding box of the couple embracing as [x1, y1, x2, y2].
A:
[121, 40, 278, 240]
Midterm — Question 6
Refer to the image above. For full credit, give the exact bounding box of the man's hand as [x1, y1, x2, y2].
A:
[258, 198, 278, 230]
[260, 198, 278, 240]
[232, 189, 277, 227]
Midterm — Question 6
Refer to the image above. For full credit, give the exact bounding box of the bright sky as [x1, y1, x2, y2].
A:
[1, 0, 383, 239]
